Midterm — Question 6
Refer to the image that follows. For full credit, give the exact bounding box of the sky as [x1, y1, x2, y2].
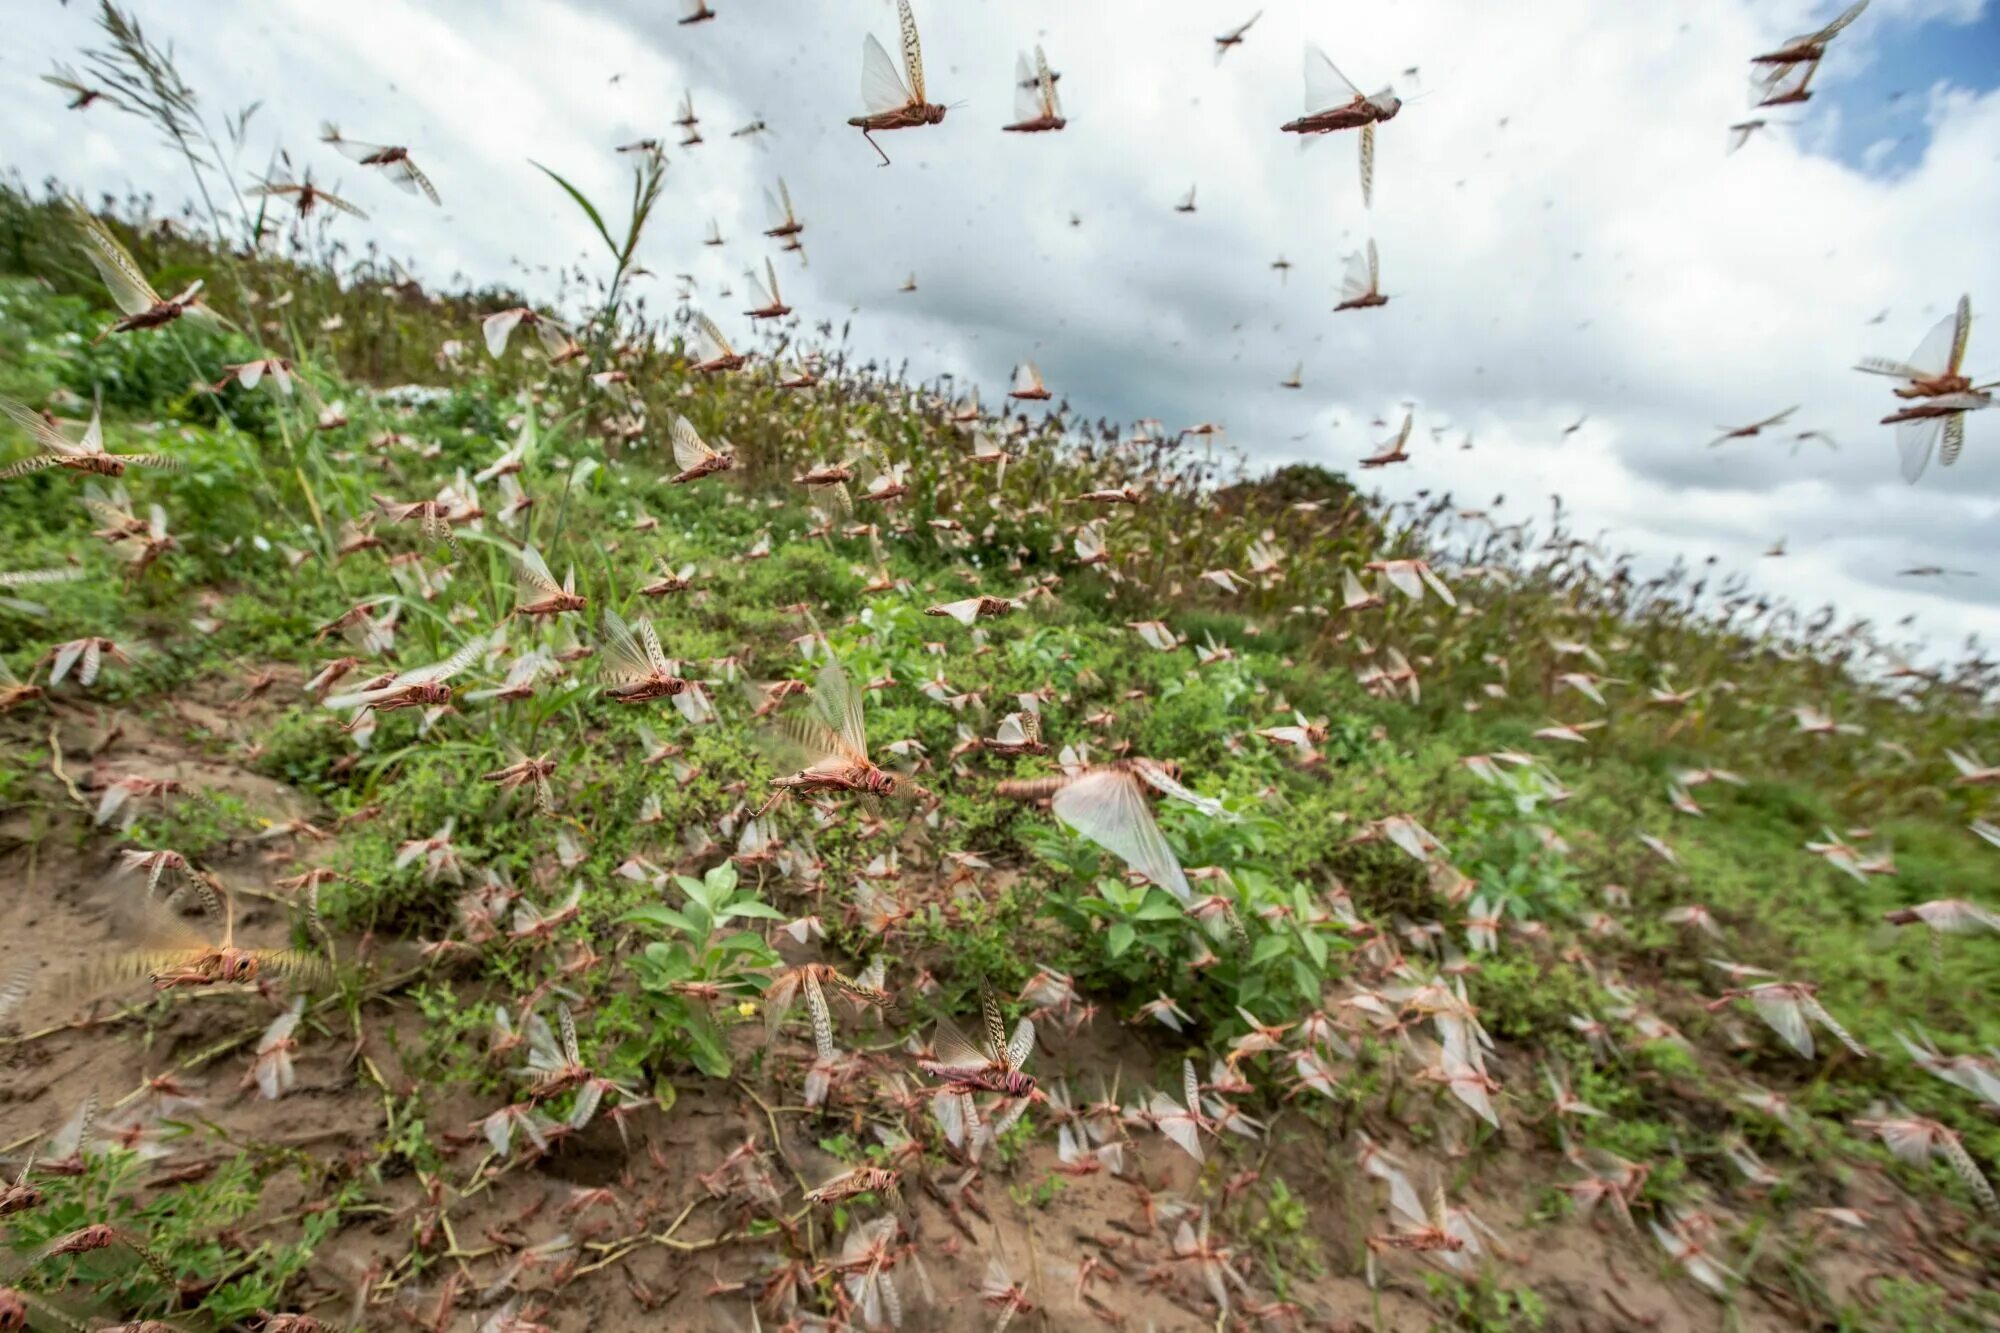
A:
[3, 0, 1998, 659]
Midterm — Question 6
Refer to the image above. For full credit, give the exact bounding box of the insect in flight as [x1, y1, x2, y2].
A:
[319, 123, 440, 204]
[743, 257, 791, 320]
[1009, 361, 1052, 401]
[1336, 239, 1388, 311]
[997, 746, 1229, 904]
[247, 166, 368, 220]
[1214, 11, 1262, 63]
[760, 654, 921, 813]
[1283, 47, 1401, 207]
[848, 0, 947, 165]
[598, 610, 691, 703]
[92, 872, 327, 991]
[919, 989, 1037, 1099]
[1003, 46, 1065, 133]
[668, 414, 736, 483]
[0, 396, 179, 480]
[687, 313, 748, 374]
[67, 202, 219, 343]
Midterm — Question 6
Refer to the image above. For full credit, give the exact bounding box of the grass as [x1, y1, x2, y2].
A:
[0, 139, 1996, 1332]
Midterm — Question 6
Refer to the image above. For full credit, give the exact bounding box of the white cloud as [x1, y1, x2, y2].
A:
[3, 0, 1995, 654]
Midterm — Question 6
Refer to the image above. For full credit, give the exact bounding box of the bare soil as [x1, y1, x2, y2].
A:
[0, 705, 1984, 1332]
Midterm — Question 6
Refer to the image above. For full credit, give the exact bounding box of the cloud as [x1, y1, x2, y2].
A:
[3, 0, 1995, 653]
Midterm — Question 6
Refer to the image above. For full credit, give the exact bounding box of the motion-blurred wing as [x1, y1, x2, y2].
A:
[811, 657, 871, 764]
[1895, 415, 1943, 483]
[71, 203, 162, 315]
[1906, 307, 1958, 380]
[671, 415, 717, 471]
[1051, 768, 1192, 903]
[1303, 45, 1362, 113]
[1340, 248, 1372, 303]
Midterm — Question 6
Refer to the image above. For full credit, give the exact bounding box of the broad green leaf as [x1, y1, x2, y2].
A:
[619, 905, 698, 935]
[723, 899, 785, 921]
[1107, 922, 1136, 958]
[1250, 934, 1292, 966]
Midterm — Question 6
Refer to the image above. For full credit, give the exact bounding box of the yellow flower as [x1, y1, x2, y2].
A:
[737, 1001, 758, 1018]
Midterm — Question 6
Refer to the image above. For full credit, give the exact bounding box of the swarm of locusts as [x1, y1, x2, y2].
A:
[0, 3, 1996, 1331]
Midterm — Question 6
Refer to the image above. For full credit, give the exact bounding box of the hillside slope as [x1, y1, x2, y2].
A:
[1, 182, 1997, 1331]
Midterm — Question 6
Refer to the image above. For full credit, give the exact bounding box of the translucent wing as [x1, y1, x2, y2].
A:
[1038, 46, 1061, 118]
[1367, 238, 1380, 290]
[71, 203, 162, 315]
[1051, 768, 1191, 903]
[897, 0, 926, 104]
[860, 32, 913, 114]
[810, 656, 871, 764]
[1380, 563, 1423, 600]
[694, 313, 735, 360]
[483, 309, 524, 358]
[1012, 52, 1040, 122]
[1013, 362, 1042, 394]
[599, 610, 660, 685]
[400, 157, 448, 206]
[1304, 45, 1362, 113]
[1340, 248, 1373, 303]
[671, 415, 718, 471]
[406, 634, 489, 686]
[1751, 992, 1814, 1058]
[930, 1014, 990, 1071]
[1895, 415, 1943, 483]
[513, 544, 563, 597]
[764, 257, 782, 305]
[1360, 122, 1376, 208]
[324, 127, 388, 163]
[1813, 0, 1870, 43]
[0, 396, 84, 458]
[1906, 308, 1959, 380]
[1150, 1089, 1204, 1162]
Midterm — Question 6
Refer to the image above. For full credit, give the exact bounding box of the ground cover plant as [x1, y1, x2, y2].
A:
[2, 6, 1998, 1331]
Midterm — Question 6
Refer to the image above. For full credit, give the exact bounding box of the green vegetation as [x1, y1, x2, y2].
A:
[1, 92, 1997, 1331]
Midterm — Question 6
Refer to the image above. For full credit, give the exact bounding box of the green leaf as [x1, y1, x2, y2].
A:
[531, 160, 619, 259]
[1106, 922, 1136, 958]
[705, 860, 740, 896]
[1250, 934, 1292, 966]
[1298, 924, 1328, 969]
[619, 905, 698, 935]
[686, 1021, 733, 1078]
[716, 930, 776, 961]
[1134, 895, 1185, 922]
[724, 899, 785, 921]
